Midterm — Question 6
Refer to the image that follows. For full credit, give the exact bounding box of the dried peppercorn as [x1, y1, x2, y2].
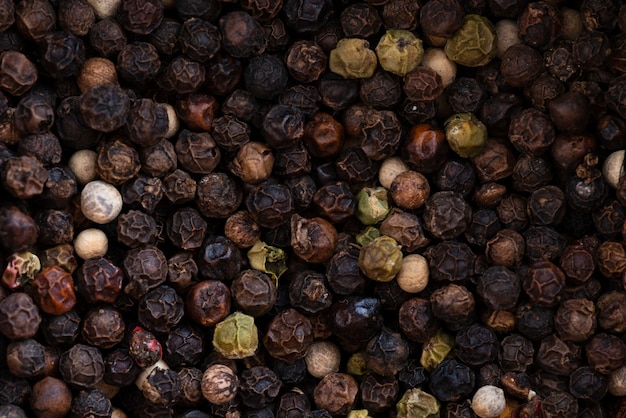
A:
[358, 235, 403, 282]
[79, 84, 130, 133]
[0, 292, 41, 340]
[195, 172, 242, 219]
[164, 323, 204, 369]
[123, 245, 168, 300]
[366, 328, 409, 376]
[138, 285, 184, 335]
[2, 155, 48, 199]
[569, 366, 608, 401]
[313, 373, 358, 416]
[42, 309, 80, 346]
[239, 366, 282, 409]
[88, 19, 127, 57]
[213, 312, 259, 360]
[6, 338, 47, 379]
[186, 280, 231, 327]
[445, 14, 497, 67]
[81, 307, 125, 349]
[32, 265, 76, 315]
[74, 257, 123, 304]
[59, 344, 104, 389]
[517, 1, 561, 49]
[244, 54, 288, 100]
[426, 240, 475, 283]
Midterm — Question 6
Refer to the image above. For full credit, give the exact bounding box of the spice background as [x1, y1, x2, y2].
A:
[1, 0, 626, 417]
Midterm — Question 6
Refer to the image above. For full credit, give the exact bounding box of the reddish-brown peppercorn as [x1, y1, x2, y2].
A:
[390, 170, 430, 210]
[485, 229, 525, 268]
[32, 266, 76, 316]
[2, 155, 48, 199]
[291, 214, 338, 264]
[196, 172, 243, 219]
[0, 51, 37, 97]
[31, 376, 72, 418]
[96, 139, 141, 185]
[304, 112, 344, 159]
[176, 93, 218, 132]
[14, 0, 56, 42]
[186, 280, 231, 327]
[403, 124, 449, 174]
[522, 260, 566, 308]
[596, 241, 626, 278]
[0, 205, 39, 252]
[229, 141, 274, 184]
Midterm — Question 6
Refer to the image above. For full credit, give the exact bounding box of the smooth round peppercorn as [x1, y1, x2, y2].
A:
[390, 170, 430, 210]
[305, 341, 341, 379]
[31, 376, 72, 418]
[68, 150, 98, 185]
[202, 364, 239, 405]
[74, 228, 108, 260]
[80, 180, 123, 224]
[471, 385, 506, 418]
[396, 254, 429, 293]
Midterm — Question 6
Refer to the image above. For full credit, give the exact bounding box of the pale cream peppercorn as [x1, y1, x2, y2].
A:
[396, 254, 429, 293]
[74, 228, 108, 260]
[305, 341, 341, 378]
[163, 103, 180, 139]
[76, 57, 118, 93]
[86, 0, 122, 19]
[561, 7, 584, 41]
[495, 19, 521, 58]
[379, 157, 409, 189]
[471, 385, 506, 418]
[420, 48, 457, 87]
[603, 150, 625, 189]
[68, 150, 98, 185]
[609, 366, 626, 396]
[111, 408, 128, 418]
[80, 180, 123, 224]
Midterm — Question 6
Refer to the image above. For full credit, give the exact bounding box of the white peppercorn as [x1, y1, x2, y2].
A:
[201, 364, 239, 405]
[420, 48, 457, 88]
[471, 385, 506, 418]
[495, 20, 521, 58]
[86, 0, 122, 19]
[609, 366, 626, 396]
[603, 150, 625, 189]
[135, 359, 170, 391]
[111, 408, 128, 418]
[80, 180, 123, 224]
[305, 341, 341, 378]
[68, 150, 98, 185]
[379, 157, 409, 189]
[396, 254, 429, 293]
[163, 103, 179, 139]
[74, 228, 108, 260]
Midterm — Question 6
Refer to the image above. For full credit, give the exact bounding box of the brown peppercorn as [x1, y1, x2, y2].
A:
[225, 211, 261, 249]
[403, 67, 444, 102]
[15, 0, 56, 42]
[366, 328, 410, 376]
[96, 139, 141, 185]
[118, 0, 163, 35]
[263, 308, 314, 363]
[313, 373, 358, 416]
[15, 94, 54, 135]
[423, 191, 472, 240]
[303, 112, 344, 159]
[289, 270, 332, 314]
[517, 1, 561, 49]
[176, 93, 218, 132]
[389, 170, 430, 210]
[31, 376, 72, 418]
[59, 344, 104, 389]
[485, 229, 525, 268]
[231, 269, 277, 317]
[291, 214, 338, 264]
[159, 56, 206, 94]
[596, 241, 626, 278]
[81, 307, 125, 349]
[175, 130, 221, 174]
[559, 244, 595, 285]
[167, 208, 207, 251]
[70, 389, 112, 418]
[219, 11, 267, 58]
[522, 260, 566, 308]
[420, 0, 464, 40]
[123, 245, 168, 299]
[0, 292, 41, 340]
[549, 91, 590, 134]
[80, 84, 130, 133]
[32, 265, 76, 316]
[509, 108, 556, 156]
[554, 298, 596, 343]
[2, 155, 48, 199]
[229, 141, 274, 184]
[500, 44, 543, 88]
[88, 19, 127, 57]
[126, 99, 168, 148]
[285, 40, 327, 83]
[75, 257, 123, 304]
[196, 172, 242, 219]
[586, 333, 626, 375]
[211, 114, 250, 153]
[40, 31, 86, 79]
[0, 51, 37, 97]
[163, 169, 196, 204]
[186, 280, 231, 327]
[430, 283, 475, 324]
[6, 338, 47, 379]
[0, 205, 38, 252]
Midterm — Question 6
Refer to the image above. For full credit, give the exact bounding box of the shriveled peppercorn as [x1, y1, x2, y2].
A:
[59, 344, 104, 389]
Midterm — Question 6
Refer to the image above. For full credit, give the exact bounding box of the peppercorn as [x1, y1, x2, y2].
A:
[201, 364, 239, 405]
[213, 312, 259, 360]
[313, 373, 358, 416]
[59, 344, 104, 389]
[375, 30, 423, 76]
[396, 388, 440, 418]
[358, 235, 403, 282]
[329, 38, 378, 79]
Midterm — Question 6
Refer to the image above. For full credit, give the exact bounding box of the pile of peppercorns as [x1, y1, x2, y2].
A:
[2, 0, 626, 417]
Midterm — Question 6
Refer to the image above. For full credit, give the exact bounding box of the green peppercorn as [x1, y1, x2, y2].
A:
[396, 388, 440, 418]
[212, 312, 259, 359]
[444, 113, 488, 158]
[346, 352, 368, 378]
[356, 187, 390, 225]
[347, 410, 372, 418]
[444, 14, 497, 67]
[356, 226, 381, 247]
[247, 240, 287, 287]
[358, 236, 403, 282]
[420, 329, 455, 371]
[375, 30, 424, 76]
[329, 38, 378, 79]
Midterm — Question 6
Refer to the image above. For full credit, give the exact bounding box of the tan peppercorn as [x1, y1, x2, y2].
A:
[201, 364, 239, 405]
[421, 48, 457, 87]
[396, 254, 429, 293]
[80, 180, 123, 224]
[68, 150, 98, 185]
[305, 341, 341, 378]
[77, 57, 118, 93]
[229, 141, 274, 184]
[74, 228, 108, 260]
[390, 170, 430, 209]
[379, 157, 409, 189]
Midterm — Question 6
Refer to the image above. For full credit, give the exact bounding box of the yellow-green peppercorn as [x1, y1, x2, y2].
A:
[444, 113, 488, 158]
[396, 388, 440, 418]
[356, 187, 390, 225]
[329, 38, 378, 79]
[212, 312, 259, 359]
[420, 329, 455, 371]
[356, 226, 381, 247]
[347, 410, 372, 418]
[375, 30, 424, 76]
[247, 240, 287, 287]
[358, 236, 403, 282]
[444, 14, 497, 67]
[346, 352, 368, 378]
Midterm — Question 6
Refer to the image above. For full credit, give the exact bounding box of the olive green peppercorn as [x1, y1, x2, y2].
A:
[356, 187, 390, 225]
[375, 30, 424, 76]
[445, 14, 497, 67]
[358, 236, 403, 282]
[444, 113, 488, 158]
[396, 388, 440, 418]
[329, 38, 378, 79]
[212, 312, 259, 360]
